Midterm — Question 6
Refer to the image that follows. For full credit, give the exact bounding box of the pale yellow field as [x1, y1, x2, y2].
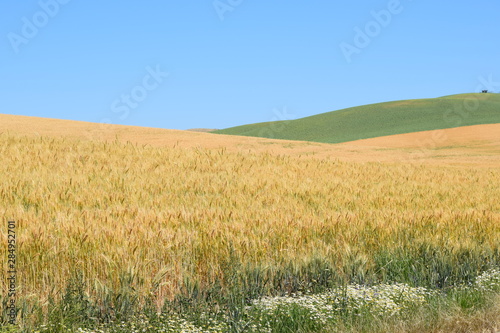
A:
[0, 114, 499, 313]
[346, 123, 500, 165]
[348, 123, 500, 148]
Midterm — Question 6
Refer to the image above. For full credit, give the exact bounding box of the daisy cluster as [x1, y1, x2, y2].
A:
[474, 268, 500, 292]
[250, 283, 434, 322]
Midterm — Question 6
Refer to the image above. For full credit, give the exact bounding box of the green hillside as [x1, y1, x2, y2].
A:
[214, 93, 500, 143]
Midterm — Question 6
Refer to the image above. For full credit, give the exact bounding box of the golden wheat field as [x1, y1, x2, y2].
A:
[0, 114, 500, 317]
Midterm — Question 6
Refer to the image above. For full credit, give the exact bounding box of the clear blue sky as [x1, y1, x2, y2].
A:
[1, 1, 499, 130]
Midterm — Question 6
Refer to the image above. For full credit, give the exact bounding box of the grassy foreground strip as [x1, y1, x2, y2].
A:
[0, 133, 499, 332]
[5, 268, 497, 332]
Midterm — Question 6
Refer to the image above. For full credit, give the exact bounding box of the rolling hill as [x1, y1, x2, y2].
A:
[214, 93, 500, 143]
